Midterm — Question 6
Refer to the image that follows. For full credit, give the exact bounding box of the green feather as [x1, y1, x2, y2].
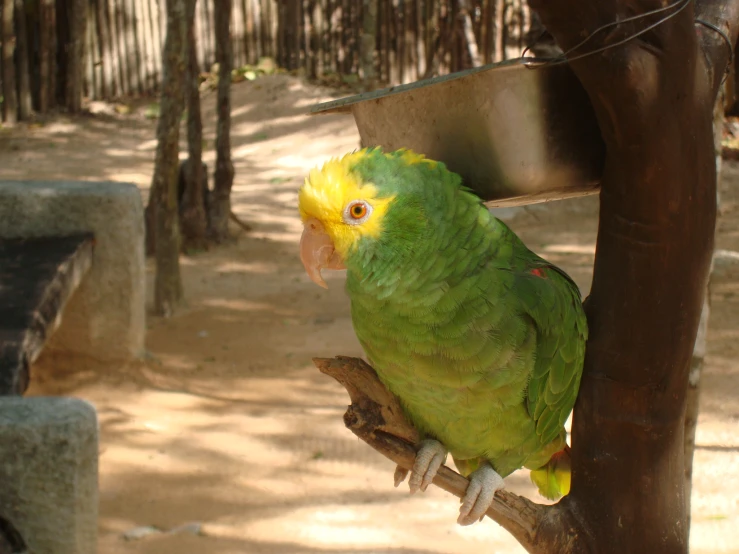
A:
[337, 148, 587, 486]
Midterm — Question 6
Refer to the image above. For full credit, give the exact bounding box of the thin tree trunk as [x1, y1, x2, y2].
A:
[149, 0, 188, 316]
[211, 0, 235, 243]
[528, 0, 737, 551]
[180, 0, 209, 252]
[684, 90, 725, 532]
[66, 0, 87, 112]
[360, 0, 377, 90]
[14, 0, 31, 119]
[1, 0, 17, 124]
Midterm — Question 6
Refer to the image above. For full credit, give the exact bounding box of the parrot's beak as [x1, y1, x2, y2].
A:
[300, 217, 346, 289]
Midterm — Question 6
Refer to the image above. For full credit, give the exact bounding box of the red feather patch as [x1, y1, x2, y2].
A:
[531, 268, 546, 278]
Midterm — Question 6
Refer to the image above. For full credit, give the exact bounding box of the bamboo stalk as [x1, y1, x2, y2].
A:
[2, 0, 18, 123]
[202, 0, 213, 68]
[493, 0, 503, 62]
[113, 0, 129, 93]
[137, 0, 156, 90]
[352, 0, 361, 75]
[276, 0, 284, 67]
[84, 0, 94, 99]
[121, 0, 136, 94]
[105, 0, 122, 96]
[15, 0, 33, 117]
[252, 0, 263, 62]
[270, 0, 278, 61]
[232, 0, 244, 68]
[193, 0, 205, 71]
[95, 0, 111, 97]
[38, 0, 55, 111]
[130, 0, 146, 94]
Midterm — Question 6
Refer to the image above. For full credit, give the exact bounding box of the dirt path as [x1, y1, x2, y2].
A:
[1, 75, 737, 554]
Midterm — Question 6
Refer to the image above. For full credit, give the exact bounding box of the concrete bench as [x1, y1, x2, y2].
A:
[0, 181, 146, 554]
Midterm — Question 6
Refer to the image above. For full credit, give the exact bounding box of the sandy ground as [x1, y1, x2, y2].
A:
[0, 74, 737, 554]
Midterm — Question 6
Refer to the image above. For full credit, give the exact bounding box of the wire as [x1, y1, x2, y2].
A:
[695, 18, 734, 66]
[524, 0, 693, 68]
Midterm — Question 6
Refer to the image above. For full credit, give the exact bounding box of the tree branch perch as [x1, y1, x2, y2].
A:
[313, 355, 548, 550]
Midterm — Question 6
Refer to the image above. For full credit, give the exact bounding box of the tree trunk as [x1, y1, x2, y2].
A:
[1, 0, 17, 124]
[65, 0, 88, 112]
[149, 0, 188, 316]
[684, 89, 725, 531]
[14, 0, 31, 119]
[210, 0, 235, 243]
[360, 0, 377, 91]
[179, 0, 209, 252]
[525, 1, 738, 551]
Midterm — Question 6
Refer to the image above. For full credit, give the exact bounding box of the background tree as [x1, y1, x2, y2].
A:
[318, 2, 739, 553]
[210, 0, 235, 243]
[148, 0, 188, 316]
[179, 0, 210, 252]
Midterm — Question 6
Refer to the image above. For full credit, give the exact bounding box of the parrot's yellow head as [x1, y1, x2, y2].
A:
[298, 150, 396, 260]
[297, 148, 438, 288]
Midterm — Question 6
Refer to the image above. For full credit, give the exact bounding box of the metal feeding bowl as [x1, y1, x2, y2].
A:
[310, 58, 606, 207]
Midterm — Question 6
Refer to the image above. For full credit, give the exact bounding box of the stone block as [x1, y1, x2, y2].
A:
[0, 181, 145, 364]
[0, 397, 98, 554]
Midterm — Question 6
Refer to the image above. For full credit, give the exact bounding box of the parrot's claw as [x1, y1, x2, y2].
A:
[393, 465, 409, 487]
[407, 439, 448, 494]
[457, 464, 505, 526]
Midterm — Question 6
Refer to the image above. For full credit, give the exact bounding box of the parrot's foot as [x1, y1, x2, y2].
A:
[457, 464, 505, 526]
[394, 439, 448, 494]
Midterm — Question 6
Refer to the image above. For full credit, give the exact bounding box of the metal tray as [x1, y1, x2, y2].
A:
[310, 58, 605, 207]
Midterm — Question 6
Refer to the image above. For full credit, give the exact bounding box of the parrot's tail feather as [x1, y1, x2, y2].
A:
[530, 448, 571, 501]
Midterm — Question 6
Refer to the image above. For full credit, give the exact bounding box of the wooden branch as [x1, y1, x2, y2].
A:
[313, 355, 547, 551]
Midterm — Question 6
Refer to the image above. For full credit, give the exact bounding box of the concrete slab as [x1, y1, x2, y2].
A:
[0, 396, 98, 554]
[0, 181, 145, 365]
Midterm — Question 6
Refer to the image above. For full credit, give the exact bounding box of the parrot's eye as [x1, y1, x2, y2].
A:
[343, 200, 372, 225]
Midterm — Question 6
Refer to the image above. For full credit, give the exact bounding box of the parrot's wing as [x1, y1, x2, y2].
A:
[511, 261, 588, 447]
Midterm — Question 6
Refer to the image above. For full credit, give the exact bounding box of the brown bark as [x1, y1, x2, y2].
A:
[149, 0, 188, 316]
[180, 0, 209, 252]
[210, 0, 235, 243]
[526, 0, 739, 552]
[65, 0, 88, 112]
[1, 0, 17, 124]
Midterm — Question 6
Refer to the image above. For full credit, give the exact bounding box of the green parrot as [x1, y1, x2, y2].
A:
[297, 147, 587, 525]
